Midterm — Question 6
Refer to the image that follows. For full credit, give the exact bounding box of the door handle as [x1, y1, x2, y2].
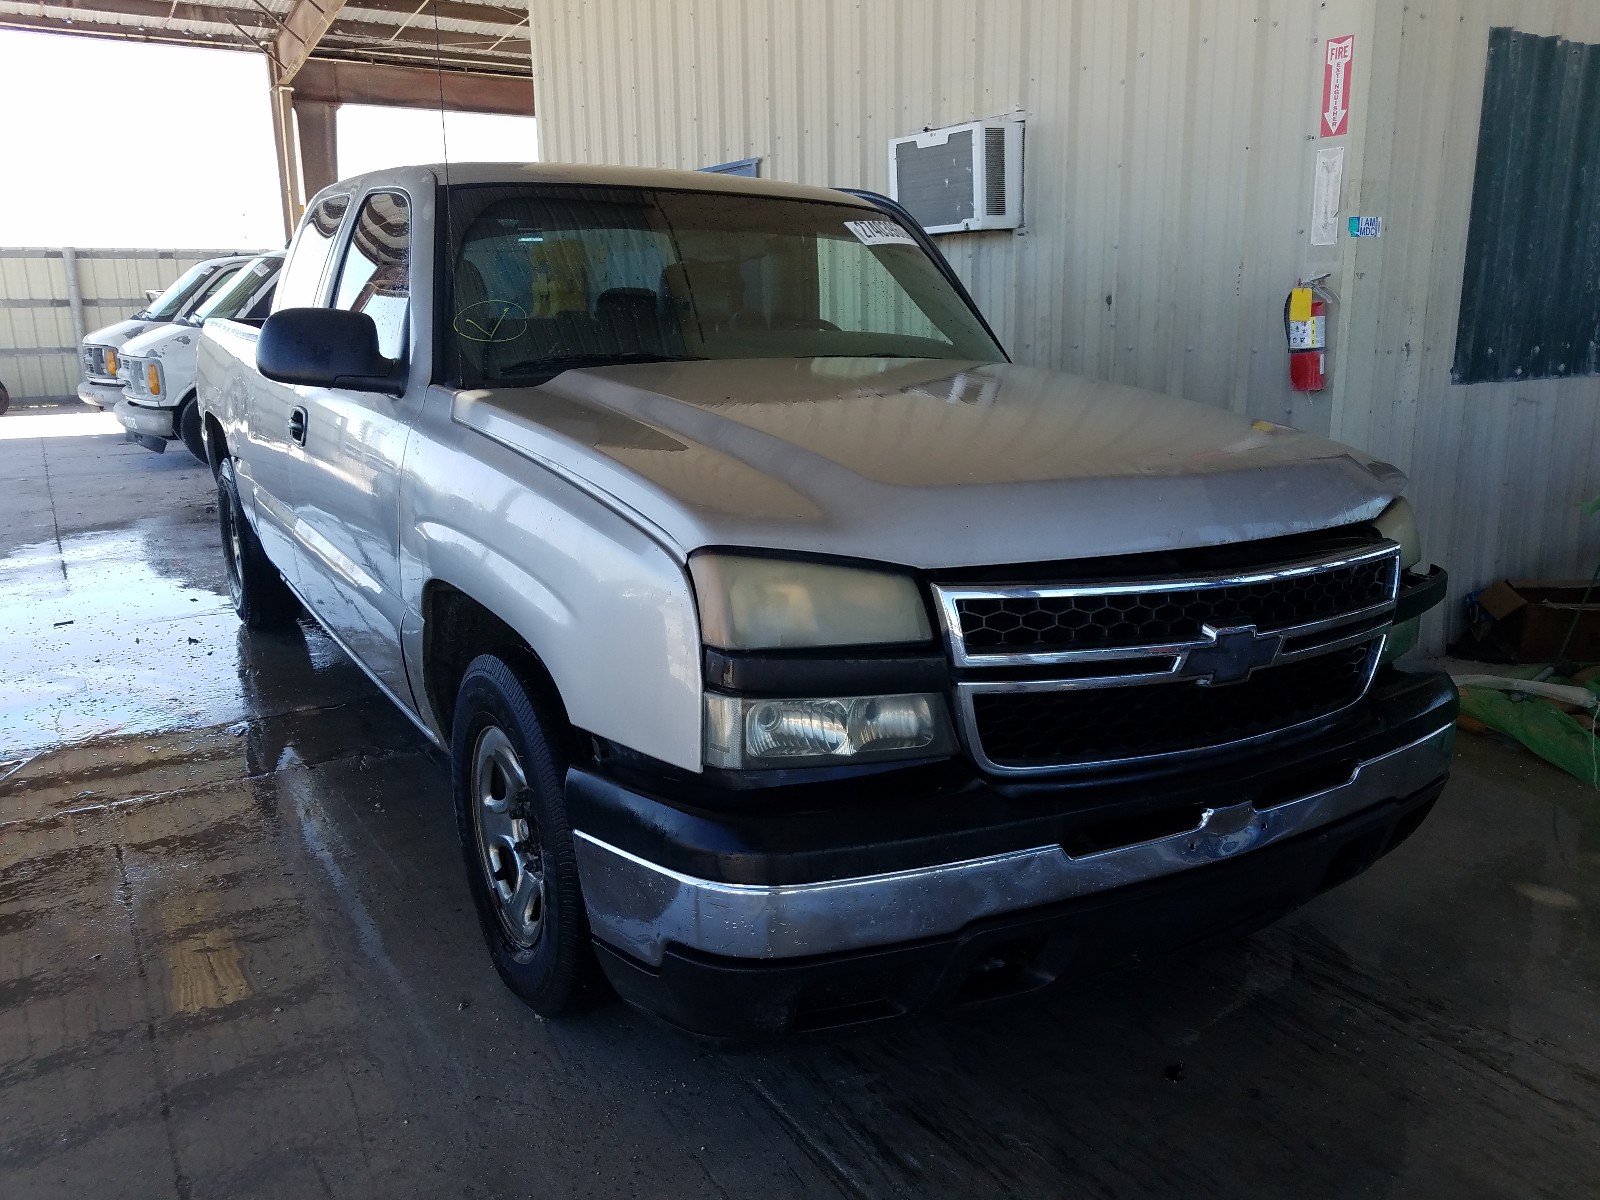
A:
[289, 406, 307, 446]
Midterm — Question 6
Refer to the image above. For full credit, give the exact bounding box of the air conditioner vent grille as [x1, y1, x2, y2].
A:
[984, 127, 1007, 217]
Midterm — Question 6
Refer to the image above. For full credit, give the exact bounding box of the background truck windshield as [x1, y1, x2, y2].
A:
[446, 185, 1004, 386]
[191, 255, 280, 323]
[141, 261, 229, 320]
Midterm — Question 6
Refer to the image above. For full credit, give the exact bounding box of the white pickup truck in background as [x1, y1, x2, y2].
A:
[196, 163, 1454, 1040]
[117, 251, 283, 461]
[78, 255, 255, 410]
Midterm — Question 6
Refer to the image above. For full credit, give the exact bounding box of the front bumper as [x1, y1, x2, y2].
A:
[568, 667, 1457, 1037]
[115, 398, 175, 438]
[78, 379, 123, 408]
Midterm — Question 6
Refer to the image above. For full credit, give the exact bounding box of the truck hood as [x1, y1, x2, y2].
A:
[85, 318, 162, 350]
[120, 322, 198, 361]
[454, 357, 1405, 568]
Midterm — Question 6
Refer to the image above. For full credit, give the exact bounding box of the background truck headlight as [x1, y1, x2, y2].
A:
[145, 361, 163, 397]
[1374, 497, 1420, 568]
[704, 692, 956, 769]
[1375, 497, 1423, 663]
[104, 348, 118, 377]
[690, 554, 931, 649]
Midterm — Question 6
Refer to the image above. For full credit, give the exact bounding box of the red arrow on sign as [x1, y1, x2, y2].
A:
[1322, 35, 1355, 137]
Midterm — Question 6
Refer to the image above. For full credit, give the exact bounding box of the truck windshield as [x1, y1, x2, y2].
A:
[142, 262, 230, 321]
[446, 185, 1004, 386]
[189, 256, 282, 324]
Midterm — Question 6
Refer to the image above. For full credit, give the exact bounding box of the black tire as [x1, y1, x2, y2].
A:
[178, 397, 207, 464]
[0, 379, 10, 416]
[217, 457, 299, 629]
[451, 653, 606, 1017]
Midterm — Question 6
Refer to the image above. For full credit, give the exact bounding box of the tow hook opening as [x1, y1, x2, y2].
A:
[955, 936, 1054, 1005]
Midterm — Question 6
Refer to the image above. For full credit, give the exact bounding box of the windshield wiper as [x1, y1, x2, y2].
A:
[497, 352, 705, 375]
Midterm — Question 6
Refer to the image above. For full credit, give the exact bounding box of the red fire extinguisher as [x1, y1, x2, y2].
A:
[1285, 279, 1332, 392]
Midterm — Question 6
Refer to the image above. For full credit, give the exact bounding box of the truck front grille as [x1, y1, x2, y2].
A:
[970, 643, 1376, 770]
[933, 541, 1401, 774]
[953, 554, 1395, 656]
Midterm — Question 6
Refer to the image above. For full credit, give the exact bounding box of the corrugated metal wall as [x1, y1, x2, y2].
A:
[0, 248, 241, 403]
[528, 0, 1600, 653]
[530, 0, 1359, 435]
[1337, 0, 1600, 653]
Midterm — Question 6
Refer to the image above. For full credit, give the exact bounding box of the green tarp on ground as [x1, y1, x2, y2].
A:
[1458, 675, 1600, 788]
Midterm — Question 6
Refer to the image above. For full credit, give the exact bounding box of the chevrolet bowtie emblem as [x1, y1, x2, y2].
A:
[1183, 624, 1283, 686]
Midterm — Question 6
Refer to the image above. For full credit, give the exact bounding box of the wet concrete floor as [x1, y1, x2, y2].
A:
[1, 412, 1597, 1199]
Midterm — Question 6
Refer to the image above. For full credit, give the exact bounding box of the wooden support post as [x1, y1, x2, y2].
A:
[293, 100, 340, 201]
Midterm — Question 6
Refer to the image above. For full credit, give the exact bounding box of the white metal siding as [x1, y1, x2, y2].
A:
[0, 248, 243, 402]
[1337, 0, 1600, 652]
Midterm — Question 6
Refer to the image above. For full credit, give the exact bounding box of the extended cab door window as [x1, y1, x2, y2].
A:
[274, 194, 351, 310]
[331, 191, 411, 362]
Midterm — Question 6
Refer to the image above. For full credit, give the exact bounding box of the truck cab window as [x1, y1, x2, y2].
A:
[274, 195, 351, 311]
[332, 191, 411, 362]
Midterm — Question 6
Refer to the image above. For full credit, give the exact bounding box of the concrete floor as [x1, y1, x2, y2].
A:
[1, 409, 1597, 1200]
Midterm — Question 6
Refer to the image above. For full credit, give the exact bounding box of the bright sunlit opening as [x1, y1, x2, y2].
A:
[0, 32, 282, 249]
[336, 106, 539, 178]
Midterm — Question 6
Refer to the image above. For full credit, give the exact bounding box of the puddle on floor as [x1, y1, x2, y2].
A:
[0, 519, 367, 758]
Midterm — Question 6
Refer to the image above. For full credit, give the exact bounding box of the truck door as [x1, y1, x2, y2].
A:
[288, 189, 416, 703]
[247, 194, 350, 579]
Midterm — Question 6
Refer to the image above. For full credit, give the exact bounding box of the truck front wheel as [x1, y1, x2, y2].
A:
[450, 653, 605, 1017]
[217, 458, 299, 629]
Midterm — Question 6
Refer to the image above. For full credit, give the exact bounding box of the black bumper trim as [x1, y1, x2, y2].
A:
[595, 775, 1448, 1041]
[566, 667, 1458, 887]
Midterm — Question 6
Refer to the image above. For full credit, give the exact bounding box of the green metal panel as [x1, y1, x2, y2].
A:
[1454, 27, 1600, 385]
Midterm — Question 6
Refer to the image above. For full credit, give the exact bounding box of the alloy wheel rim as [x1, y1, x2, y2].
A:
[222, 495, 244, 606]
[470, 725, 546, 948]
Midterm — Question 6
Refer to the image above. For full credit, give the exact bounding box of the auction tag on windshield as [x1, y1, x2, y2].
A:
[845, 219, 917, 247]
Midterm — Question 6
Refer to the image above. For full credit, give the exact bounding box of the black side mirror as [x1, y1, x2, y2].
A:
[257, 308, 404, 395]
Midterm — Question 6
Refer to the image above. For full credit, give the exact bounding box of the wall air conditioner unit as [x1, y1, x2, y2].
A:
[888, 119, 1023, 234]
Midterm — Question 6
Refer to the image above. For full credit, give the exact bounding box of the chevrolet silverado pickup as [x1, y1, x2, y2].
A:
[195, 164, 1454, 1039]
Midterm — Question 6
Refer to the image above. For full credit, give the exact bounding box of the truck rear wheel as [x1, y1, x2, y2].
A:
[451, 653, 606, 1017]
[217, 458, 299, 629]
[178, 398, 207, 464]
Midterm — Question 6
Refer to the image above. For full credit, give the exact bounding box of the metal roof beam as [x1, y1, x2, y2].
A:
[272, 0, 349, 85]
[292, 56, 532, 115]
[342, 0, 527, 27]
[0, 10, 256, 48]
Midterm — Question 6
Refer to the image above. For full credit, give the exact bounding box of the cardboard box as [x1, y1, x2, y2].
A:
[1475, 579, 1600, 662]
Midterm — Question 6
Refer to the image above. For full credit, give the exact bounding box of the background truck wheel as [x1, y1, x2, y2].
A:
[451, 653, 607, 1017]
[0, 379, 9, 415]
[217, 458, 299, 629]
[178, 398, 207, 464]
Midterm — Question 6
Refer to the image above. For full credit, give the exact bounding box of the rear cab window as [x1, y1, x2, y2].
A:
[330, 191, 411, 362]
[273, 195, 352, 311]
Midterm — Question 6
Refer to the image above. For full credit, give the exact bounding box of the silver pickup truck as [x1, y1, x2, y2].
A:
[196, 163, 1454, 1039]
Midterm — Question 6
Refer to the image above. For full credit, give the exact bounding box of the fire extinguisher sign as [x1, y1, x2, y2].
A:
[1321, 35, 1355, 137]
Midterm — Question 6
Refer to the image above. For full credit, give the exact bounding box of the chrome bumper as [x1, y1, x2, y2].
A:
[574, 724, 1454, 967]
[78, 379, 122, 409]
[115, 398, 174, 437]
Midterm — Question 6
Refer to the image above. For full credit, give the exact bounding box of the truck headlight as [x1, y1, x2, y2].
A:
[104, 348, 119, 377]
[704, 692, 956, 769]
[690, 554, 931, 649]
[145, 361, 163, 397]
[1374, 497, 1420, 568]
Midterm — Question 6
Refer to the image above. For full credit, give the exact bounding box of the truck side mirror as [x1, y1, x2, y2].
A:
[257, 308, 404, 395]
[145, 288, 161, 302]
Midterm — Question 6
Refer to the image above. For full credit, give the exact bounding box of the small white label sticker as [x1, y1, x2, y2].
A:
[845, 219, 917, 247]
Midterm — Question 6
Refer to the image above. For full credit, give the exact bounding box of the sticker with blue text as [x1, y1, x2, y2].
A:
[1348, 215, 1383, 238]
